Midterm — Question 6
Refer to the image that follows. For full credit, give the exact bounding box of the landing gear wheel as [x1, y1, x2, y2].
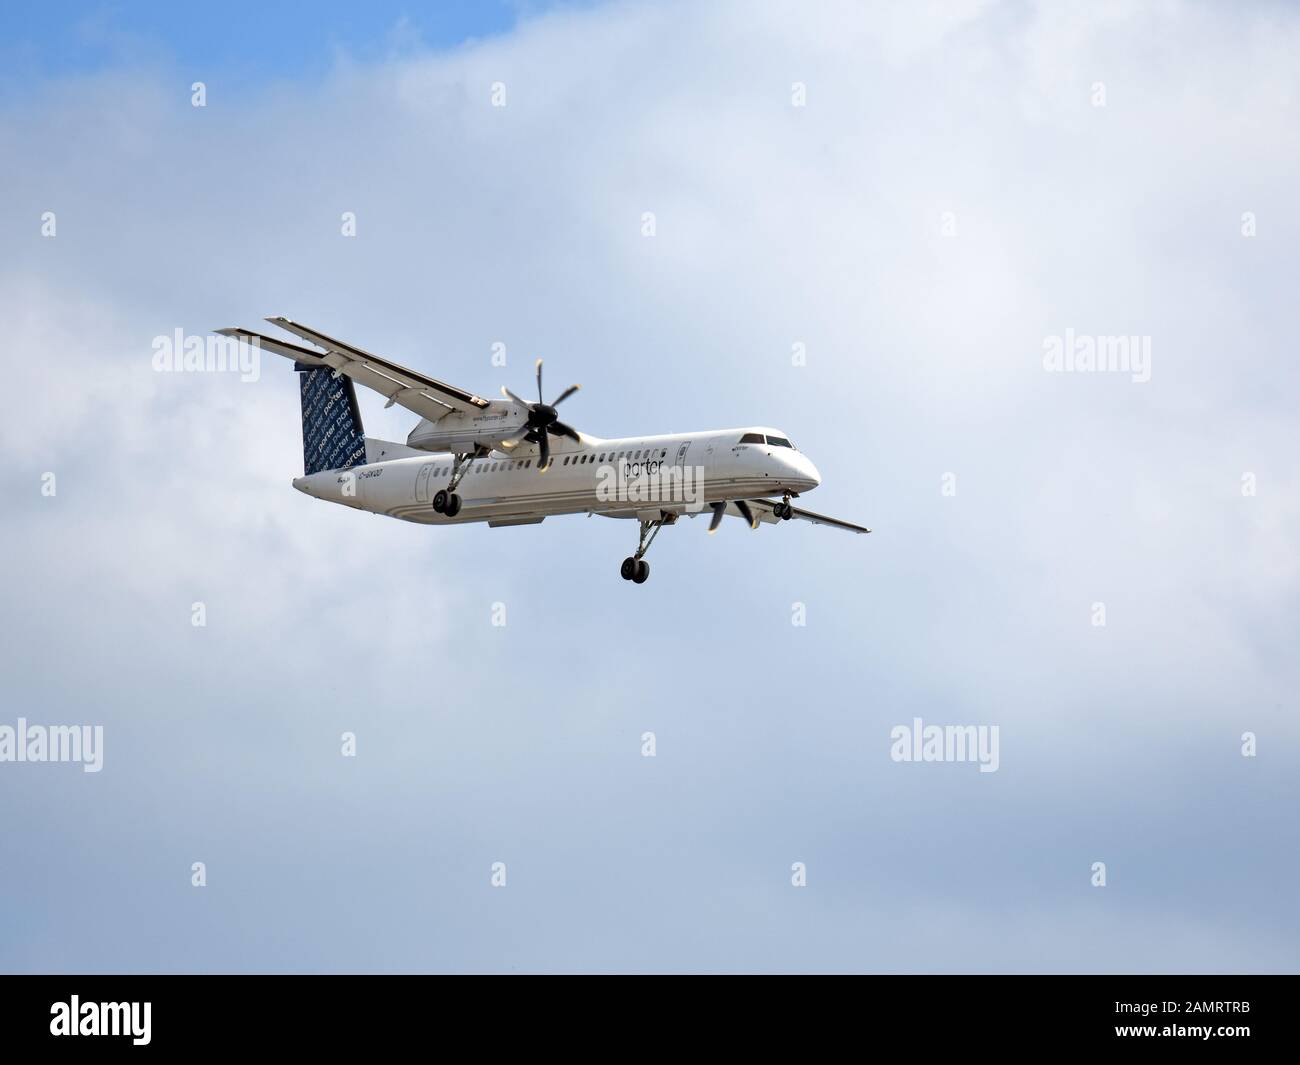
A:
[776, 501, 793, 520]
[444, 493, 462, 518]
[621, 518, 665, 582]
[432, 489, 448, 514]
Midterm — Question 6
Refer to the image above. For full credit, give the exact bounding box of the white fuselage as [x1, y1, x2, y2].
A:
[292, 427, 821, 526]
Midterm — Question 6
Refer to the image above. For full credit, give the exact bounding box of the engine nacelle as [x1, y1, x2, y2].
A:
[406, 400, 526, 454]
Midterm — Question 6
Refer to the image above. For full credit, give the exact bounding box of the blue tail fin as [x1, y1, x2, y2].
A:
[295, 363, 366, 475]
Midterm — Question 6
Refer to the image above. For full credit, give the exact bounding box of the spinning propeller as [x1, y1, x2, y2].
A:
[501, 359, 581, 471]
[708, 499, 758, 533]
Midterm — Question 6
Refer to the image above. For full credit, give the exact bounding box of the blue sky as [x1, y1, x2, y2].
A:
[1, 0, 1298, 973]
[0, 2, 539, 86]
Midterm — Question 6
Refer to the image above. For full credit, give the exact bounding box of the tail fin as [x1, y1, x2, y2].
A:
[295, 363, 366, 475]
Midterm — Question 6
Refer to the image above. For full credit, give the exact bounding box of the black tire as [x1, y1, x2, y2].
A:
[445, 493, 462, 517]
[432, 489, 448, 513]
[633, 560, 650, 584]
[620, 557, 637, 581]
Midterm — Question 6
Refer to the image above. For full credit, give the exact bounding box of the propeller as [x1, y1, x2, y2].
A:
[501, 359, 581, 471]
[708, 500, 758, 533]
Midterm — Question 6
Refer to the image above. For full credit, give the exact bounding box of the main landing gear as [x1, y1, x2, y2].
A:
[432, 489, 461, 517]
[620, 516, 673, 584]
[620, 556, 649, 583]
[432, 449, 486, 518]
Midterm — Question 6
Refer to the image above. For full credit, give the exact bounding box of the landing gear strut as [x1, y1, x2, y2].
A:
[432, 448, 487, 518]
[620, 517, 670, 584]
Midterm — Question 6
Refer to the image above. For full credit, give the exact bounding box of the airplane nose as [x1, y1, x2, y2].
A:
[782, 454, 819, 491]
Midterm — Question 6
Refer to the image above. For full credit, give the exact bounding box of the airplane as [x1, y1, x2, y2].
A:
[214, 317, 870, 583]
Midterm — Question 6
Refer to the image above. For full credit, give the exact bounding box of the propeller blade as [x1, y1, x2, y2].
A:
[735, 499, 758, 529]
[708, 501, 726, 534]
[537, 431, 551, 471]
[501, 385, 532, 409]
[535, 358, 544, 405]
[549, 421, 581, 441]
[552, 384, 581, 406]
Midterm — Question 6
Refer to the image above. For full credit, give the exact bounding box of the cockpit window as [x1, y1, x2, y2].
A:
[766, 435, 794, 449]
[738, 432, 764, 444]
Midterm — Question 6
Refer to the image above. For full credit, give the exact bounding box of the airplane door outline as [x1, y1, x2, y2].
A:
[415, 462, 434, 503]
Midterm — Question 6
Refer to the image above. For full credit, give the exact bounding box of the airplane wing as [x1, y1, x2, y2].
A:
[730, 498, 871, 533]
[214, 317, 490, 425]
[211, 328, 332, 366]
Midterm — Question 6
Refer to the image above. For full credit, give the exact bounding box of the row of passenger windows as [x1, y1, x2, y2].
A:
[427, 459, 533, 476]
[737, 432, 795, 449]
[425, 448, 670, 477]
[563, 448, 668, 466]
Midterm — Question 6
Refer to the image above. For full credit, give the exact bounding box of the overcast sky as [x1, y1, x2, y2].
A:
[1, 0, 1297, 973]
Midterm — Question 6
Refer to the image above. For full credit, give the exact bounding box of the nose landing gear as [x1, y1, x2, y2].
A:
[773, 496, 795, 520]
